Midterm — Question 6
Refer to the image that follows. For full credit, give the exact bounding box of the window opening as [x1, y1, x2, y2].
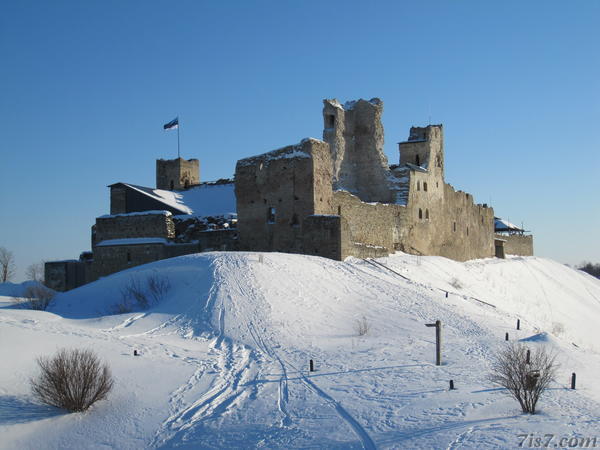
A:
[426, 209, 429, 220]
[419, 208, 423, 219]
[267, 207, 276, 224]
[424, 182, 428, 192]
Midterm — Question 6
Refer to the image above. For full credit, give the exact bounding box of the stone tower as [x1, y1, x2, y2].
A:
[398, 125, 444, 179]
[156, 157, 200, 191]
[322, 98, 393, 203]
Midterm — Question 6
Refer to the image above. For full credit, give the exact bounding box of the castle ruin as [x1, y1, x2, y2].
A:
[45, 98, 533, 291]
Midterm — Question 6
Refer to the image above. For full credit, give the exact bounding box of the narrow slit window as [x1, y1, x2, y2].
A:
[453, 222, 456, 232]
[424, 182, 428, 192]
[267, 207, 276, 224]
[426, 209, 429, 220]
[416, 154, 420, 166]
[417, 181, 421, 191]
[326, 114, 335, 128]
[291, 213, 299, 227]
[419, 208, 423, 220]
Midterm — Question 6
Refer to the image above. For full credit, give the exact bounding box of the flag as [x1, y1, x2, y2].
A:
[163, 117, 179, 131]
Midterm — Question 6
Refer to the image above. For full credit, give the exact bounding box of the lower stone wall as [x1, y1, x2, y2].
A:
[333, 190, 406, 254]
[45, 260, 86, 292]
[495, 234, 533, 256]
[91, 243, 169, 279]
[302, 215, 343, 260]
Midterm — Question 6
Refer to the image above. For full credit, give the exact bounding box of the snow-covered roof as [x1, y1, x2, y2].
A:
[113, 182, 236, 217]
[494, 217, 523, 232]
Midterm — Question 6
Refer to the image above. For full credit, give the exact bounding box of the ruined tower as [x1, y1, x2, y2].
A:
[156, 157, 200, 191]
[322, 98, 393, 203]
[398, 125, 444, 180]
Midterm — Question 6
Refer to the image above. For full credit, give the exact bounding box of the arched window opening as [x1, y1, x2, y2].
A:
[419, 208, 423, 220]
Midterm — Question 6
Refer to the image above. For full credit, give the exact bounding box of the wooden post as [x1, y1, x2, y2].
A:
[505, 332, 509, 341]
[449, 380, 455, 390]
[517, 319, 520, 330]
[134, 350, 138, 356]
[436, 320, 442, 366]
[445, 291, 448, 298]
[526, 349, 530, 364]
[310, 359, 314, 372]
[425, 320, 442, 366]
[571, 373, 576, 390]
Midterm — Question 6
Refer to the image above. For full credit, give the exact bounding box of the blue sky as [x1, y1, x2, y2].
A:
[1, 1, 598, 281]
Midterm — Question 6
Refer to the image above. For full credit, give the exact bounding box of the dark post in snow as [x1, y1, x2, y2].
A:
[425, 320, 442, 366]
[517, 319, 520, 330]
[526, 349, 531, 364]
[445, 291, 448, 298]
[449, 380, 455, 390]
[505, 332, 509, 341]
[309, 359, 314, 372]
[571, 373, 576, 390]
[134, 349, 138, 356]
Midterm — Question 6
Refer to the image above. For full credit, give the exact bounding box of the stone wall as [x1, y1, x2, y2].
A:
[235, 138, 333, 254]
[95, 212, 175, 242]
[495, 234, 534, 256]
[45, 260, 86, 292]
[156, 157, 200, 190]
[91, 243, 169, 279]
[333, 190, 406, 256]
[110, 185, 127, 214]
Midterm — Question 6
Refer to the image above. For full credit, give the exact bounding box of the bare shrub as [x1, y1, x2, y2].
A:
[449, 277, 463, 290]
[118, 273, 170, 310]
[355, 316, 370, 336]
[26, 261, 45, 282]
[30, 348, 114, 412]
[147, 273, 171, 304]
[488, 343, 557, 414]
[13, 285, 56, 311]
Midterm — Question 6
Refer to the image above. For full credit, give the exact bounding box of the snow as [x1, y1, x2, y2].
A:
[98, 210, 172, 219]
[95, 238, 169, 247]
[495, 217, 523, 232]
[1, 252, 599, 448]
[122, 183, 236, 218]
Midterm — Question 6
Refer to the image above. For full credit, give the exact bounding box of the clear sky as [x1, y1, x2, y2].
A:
[1, 1, 599, 281]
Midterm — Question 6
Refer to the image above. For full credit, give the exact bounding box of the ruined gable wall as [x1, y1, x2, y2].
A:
[495, 234, 533, 256]
[234, 139, 333, 253]
[95, 213, 175, 242]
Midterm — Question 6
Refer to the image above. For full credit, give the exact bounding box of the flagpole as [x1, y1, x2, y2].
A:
[177, 117, 180, 159]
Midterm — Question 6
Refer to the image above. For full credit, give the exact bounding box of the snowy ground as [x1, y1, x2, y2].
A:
[1, 252, 599, 449]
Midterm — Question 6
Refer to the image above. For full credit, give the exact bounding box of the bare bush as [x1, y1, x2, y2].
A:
[488, 343, 557, 414]
[449, 277, 463, 290]
[118, 273, 170, 310]
[355, 316, 370, 336]
[30, 348, 114, 412]
[13, 285, 56, 310]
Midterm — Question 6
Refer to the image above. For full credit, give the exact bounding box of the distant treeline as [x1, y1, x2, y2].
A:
[578, 262, 600, 279]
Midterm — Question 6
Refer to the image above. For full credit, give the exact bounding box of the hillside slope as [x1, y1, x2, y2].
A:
[1, 252, 599, 449]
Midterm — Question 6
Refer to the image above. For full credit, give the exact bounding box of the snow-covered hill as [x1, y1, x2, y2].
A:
[1, 253, 599, 449]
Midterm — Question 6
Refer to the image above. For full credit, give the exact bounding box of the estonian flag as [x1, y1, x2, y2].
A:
[163, 117, 179, 131]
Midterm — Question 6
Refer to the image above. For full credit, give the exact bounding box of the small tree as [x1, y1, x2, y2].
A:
[489, 343, 557, 414]
[26, 261, 45, 282]
[31, 348, 114, 412]
[0, 246, 16, 282]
